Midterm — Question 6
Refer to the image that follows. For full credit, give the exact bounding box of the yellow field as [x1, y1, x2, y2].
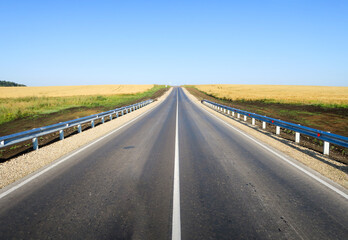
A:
[195, 84, 348, 106]
[0, 84, 154, 98]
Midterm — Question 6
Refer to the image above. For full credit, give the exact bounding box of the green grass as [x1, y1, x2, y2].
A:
[0, 85, 166, 125]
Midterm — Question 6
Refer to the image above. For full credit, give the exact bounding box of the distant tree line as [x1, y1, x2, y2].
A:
[0, 80, 26, 87]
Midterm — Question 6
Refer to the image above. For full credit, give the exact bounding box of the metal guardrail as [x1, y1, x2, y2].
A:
[0, 99, 153, 150]
[202, 99, 348, 155]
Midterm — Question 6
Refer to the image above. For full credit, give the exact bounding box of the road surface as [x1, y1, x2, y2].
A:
[0, 87, 347, 239]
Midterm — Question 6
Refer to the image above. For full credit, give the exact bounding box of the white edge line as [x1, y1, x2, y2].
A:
[183, 89, 348, 200]
[172, 88, 181, 240]
[0, 97, 167, 200]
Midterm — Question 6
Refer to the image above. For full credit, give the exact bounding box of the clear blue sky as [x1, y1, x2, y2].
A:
[1, 0, 347, 86]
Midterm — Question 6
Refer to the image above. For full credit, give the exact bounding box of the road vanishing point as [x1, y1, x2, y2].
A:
[0, 87, 347, 239]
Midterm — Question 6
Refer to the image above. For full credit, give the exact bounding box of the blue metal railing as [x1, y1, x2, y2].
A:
[0, 99, 153, 150]
[202, 99, 348, 155]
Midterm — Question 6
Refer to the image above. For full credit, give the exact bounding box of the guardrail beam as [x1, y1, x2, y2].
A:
[202, 99, 348, 156]
[0, 100, 153, 152]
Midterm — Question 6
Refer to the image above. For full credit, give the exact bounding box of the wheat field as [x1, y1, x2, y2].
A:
[195, 84, 348, 106]
[0, 84, 154, 98]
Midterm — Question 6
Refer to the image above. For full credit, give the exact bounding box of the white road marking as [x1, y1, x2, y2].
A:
[172, 89, 181, 240]
[0, 99, 164, 200]
[197, 99, 348, 200]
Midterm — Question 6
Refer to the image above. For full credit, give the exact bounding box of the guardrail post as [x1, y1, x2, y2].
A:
[252, 118, 255, 125]
[78, 124, 82, 133]
[276, 126, 280, 135]
[109, 114, 112, 120]
[227, 110, 230, 114]
[32, 138, 38, 150]
[295, 132, 300, 143]
[121, 110, 124, 116]
[243, 115, 247, 121]
[232, 111, 235, 117]
[91, 120, 95, 128]
[237, 113, 240, 119]
[324, 141, 330, 155]
[224, 108, 226, 113]
[59, 130, 64, 140]
[262, 121, 266, 129]
[116, 112, 119, 118]
[101, 117, 104, 124]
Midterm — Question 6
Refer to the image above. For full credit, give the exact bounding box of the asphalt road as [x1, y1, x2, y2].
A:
[0, 87, 347, 239]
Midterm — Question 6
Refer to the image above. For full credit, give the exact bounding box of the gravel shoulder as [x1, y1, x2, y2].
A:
[183, 87, 348, 189]
[0, 88, 173, 189]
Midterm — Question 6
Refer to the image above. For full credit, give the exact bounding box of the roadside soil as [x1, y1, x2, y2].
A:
[0, 87, 169, 161]
[186, 87, 348, 164]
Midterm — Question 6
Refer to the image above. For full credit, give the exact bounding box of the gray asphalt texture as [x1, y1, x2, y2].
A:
[0, 87, 347, 240]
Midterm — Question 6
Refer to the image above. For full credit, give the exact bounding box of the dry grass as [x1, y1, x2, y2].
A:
[195, 84, 348, 106]
[0, 84, 154, 98]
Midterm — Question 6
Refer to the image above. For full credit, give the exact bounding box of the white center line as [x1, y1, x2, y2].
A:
[172, 88, 181, 240]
